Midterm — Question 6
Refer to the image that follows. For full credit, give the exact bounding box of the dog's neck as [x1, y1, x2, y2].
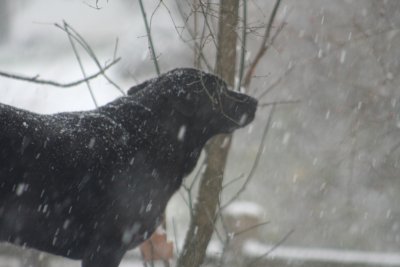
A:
[98, 98, 152, 130]
[152, 110, 209, 177]
[98, 97, 209, 179]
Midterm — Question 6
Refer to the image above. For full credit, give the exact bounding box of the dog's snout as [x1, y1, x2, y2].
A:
[227, 90, 258, 107]
[246, 96, 258, 121]
[241, 94, 258, 115]
[223, 90, 258, 128]
[248, 96, 258, 109]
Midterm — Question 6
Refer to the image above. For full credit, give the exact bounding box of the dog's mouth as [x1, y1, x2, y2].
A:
[222, 92, 258, 132]
[239, 96, 257, 126]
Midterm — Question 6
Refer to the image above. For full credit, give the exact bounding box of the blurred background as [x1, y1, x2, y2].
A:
[0, 0, 400, 266]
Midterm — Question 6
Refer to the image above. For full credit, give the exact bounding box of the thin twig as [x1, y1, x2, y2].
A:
[258, 99, 300, 107]
[197, 8, 212, 70]
[83, 1, 102, 10]
[55, 22, 125, 95]
[198, 0, 218, 49]
[171, 218, 180, 256]
[233, 221, 270, 237]
[243, 0, 282, 88]
[138, 0, 161, 76]
[181, 158, 207, 220]
[236, 0, 247, 91]
[270, 20, 286, 45]
[0, 59, 120, 88]
[189, 158, 207, 191]
[256, 64, 294, 99]
[158, 1, 190, 44]
[222, 173, 245, 189]
[175, 0, 213, 71]
[248, 229, 294, 267]
[193, 0, 199, 68]
[222, 104, 276, 209]
[149, 1, 163, 31]
[64, 22, 98, 108]
[182, 185, 194, 219]
[113, 37, 119, 61]
[216, 200, 232, 267]
[216, 213, 270, 266]
[178, 190, 190, 212]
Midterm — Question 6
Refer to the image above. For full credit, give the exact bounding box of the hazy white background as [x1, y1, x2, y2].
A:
[0, 0, 400, 265]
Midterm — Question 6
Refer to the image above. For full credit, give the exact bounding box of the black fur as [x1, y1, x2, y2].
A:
[0, 68, 257, 267]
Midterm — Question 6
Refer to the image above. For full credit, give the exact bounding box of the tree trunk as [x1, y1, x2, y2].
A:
[176, 1, 239, 266]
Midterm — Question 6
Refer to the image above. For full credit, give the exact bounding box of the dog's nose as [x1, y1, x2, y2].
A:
[247, 96, 258, 119]
[245, 96, 258, 114]
[248, 96, 258, 108]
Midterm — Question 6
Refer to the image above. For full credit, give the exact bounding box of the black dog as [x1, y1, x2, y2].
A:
[0, 68, 257, 267]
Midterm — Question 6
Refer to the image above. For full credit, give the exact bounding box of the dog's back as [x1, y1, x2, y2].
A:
[0, 103, 45, 194]
[0, 102, 128, 198]
[0, 102, 129, 257]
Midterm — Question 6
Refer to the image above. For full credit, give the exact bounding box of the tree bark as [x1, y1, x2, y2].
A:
[176, 1, 239, 266]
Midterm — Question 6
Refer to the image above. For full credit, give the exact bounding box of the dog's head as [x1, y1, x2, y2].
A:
[127, 68, 258, 137]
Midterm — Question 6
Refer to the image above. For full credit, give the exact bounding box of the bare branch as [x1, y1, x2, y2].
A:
[233, 221, 270, 237]
[171, 218, 181, 257]
[222, 173, 245, 189]
[82, 0, 108, 9]
[243, 0, 282, 88]
[216, 200, 232, 267]
[175, 0, 213, 71]
[258, 99, 300, 107]
[55, 22, 125, 95]
[83, 1, 102, 10]
[0, 58, 120, 88]
[236, 0, 247, 91]
[113, 37, 119, 61]
[222, 104, 276, 209]
[248, 229, 294, 267]
[199, 0, 218, 50]
[256, 63, 294, 99]
[138, 0, 161, 76]
[64, 21, 98, 108]
[216, 205, 269, 266]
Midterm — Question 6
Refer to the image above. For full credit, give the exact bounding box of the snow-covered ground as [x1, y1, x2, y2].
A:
[0, 256, 148, 267]
[243, 241, 400, 266]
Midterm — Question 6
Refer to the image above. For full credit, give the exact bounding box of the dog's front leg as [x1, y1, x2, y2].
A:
[82, 242, 126, 267]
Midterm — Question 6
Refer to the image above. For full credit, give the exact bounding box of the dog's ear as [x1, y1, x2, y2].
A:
[127, 80, 150, 95]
